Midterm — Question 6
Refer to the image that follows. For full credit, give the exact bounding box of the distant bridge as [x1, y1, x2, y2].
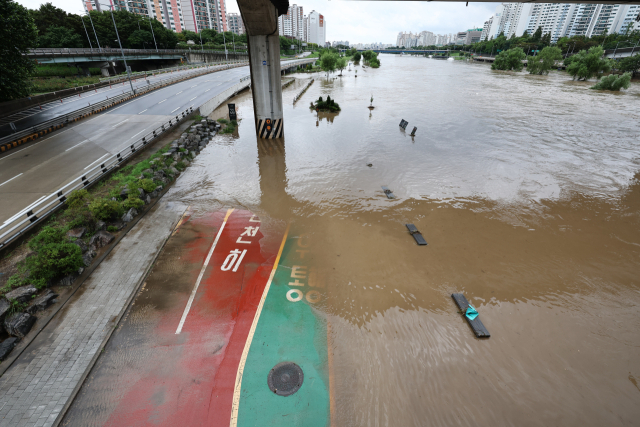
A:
[26, 48, 248, 65]
[356, 49, 451, 55]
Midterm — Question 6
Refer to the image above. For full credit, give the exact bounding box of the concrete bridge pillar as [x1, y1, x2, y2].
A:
[238, 0, 288, 139]
[247, 35, 283, 138]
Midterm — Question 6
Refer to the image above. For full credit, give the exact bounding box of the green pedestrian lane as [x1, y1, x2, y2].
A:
[234, 229, 332, 426]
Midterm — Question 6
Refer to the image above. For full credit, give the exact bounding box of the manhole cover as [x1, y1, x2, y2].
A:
[267, 362, 304, 396]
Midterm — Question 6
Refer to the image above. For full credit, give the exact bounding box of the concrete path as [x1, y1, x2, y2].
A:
[0, 200, 185, 427]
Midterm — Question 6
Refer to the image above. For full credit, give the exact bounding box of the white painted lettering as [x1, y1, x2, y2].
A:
[291, 265, 308, 279]
[286, 289, 303, 302]
[221, 249, 247, 272]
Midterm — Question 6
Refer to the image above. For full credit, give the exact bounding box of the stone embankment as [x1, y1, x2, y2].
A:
[0, 118, 220, 363]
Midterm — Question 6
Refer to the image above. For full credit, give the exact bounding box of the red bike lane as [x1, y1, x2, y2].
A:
[64, 209, 287, 426]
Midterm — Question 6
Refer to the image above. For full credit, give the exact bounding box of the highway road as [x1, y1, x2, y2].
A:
[0, 64, 252, 228]
[0, 64, 240, 137]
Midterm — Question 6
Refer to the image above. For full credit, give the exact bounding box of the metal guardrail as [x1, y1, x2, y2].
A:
[98, 61, 248, 84]
[0, 58, 317, 248]
[27, 48, 248, 56]
[0, 106, 196, 250]
[0, 62, 247, 148]
[293, 79, 314, 104]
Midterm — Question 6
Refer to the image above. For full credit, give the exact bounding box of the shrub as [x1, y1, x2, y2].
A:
[66, 189, 90, 209]
[107, 225, 119, 233]
[89, 198, 124, 221]
[24, 241, 83, 288]
[137, 178, 156, 193]
[29, 226, 65, 252]
[591, 73, 632, 91]
[310, 95, 341, 112]
[123, 194, 144, 210]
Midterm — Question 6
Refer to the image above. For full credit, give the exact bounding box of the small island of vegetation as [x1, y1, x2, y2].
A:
[310, 95, 341, 112]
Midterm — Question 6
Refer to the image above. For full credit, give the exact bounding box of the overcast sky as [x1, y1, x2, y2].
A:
[16, 0, 499, 44]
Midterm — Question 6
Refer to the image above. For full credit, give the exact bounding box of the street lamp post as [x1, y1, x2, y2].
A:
[101, 3, 135, 94]
[86, 11, 102, 52]
[222, 30, 228, 61]
[147, 17, 158, 52]
[80, 14, 94, 51]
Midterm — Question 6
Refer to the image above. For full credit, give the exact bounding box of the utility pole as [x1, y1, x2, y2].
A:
[101, 3, 135, 94]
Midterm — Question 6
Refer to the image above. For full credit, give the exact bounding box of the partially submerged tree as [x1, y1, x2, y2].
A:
[566, 46, 611, 80]
[616, 54, 640, 78]
[319, 52, 338, 77]
[1, 0, 38, 101]
[336, 56, 347, 76]
[527, 46, 562, 75]
[591, 72, 631, 91]
[491, 47, 526, 71]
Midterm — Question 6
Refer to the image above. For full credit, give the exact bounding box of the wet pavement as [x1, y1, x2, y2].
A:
[65, 55, 640, 426]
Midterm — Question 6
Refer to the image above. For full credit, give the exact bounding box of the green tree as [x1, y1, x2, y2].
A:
[491, 47, 526, 71]
[319, 52, 338, 77]
[336, 56, 347, 75]
[532, 26, 543, 42]
[616, 54, 640, 78]
[591, 72, 631, 91]
[527, 46, 562, 75]
[128, 29, 152, 49]
[39, 26, 84, 48]
[1, 0, 38, 101]
[200, 28, 217, 44]
[566, 46, 611, 80]
[353, 51, 361, 62]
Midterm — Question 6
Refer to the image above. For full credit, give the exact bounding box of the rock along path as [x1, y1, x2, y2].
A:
[0, 201, 185, 427]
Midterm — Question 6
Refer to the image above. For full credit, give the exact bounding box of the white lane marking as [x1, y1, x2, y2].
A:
[189, 97, 197, 101]
[0, 173, 23, 187]
[176, 91, 183, 95]
[138, 109, 147, 115]
[176, 208, 234, 334]
[84, 153, 110, 170]
[129, 128, 147, 139]
[191, 85, 197, 88]
[112, 118, 129, 128]
[65, 140, 89, 152]
[0, 129, 71, 161]
[2, 194, 48, 226]
[170, 106, 181, 113]
[158, 99, 167, 104]
[205, 89, 211, 92]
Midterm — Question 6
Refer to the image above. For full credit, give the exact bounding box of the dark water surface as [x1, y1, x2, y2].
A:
[160, 55, 640, 425]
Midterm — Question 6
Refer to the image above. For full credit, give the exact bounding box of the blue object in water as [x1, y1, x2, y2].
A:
[465, 305, 479, 321]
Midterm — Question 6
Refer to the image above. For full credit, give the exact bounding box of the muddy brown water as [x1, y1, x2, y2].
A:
[76, 54, 640, 425]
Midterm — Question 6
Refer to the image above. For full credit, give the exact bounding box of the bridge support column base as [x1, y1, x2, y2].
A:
[248, 34, 283, 139]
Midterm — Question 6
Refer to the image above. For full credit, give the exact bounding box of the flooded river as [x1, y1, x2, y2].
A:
[70, 55, 640, 426]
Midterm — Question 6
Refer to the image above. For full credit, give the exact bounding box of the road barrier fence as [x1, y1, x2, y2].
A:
[0, 106, 196, 250]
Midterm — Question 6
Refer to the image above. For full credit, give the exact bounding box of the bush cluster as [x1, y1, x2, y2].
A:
[6, 226, 84, 290]
[310, 95, 341, 112]
[591, 72, 632, 91]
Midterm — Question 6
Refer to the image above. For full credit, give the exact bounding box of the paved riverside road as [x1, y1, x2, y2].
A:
[0, 64, 233, 134]
[0, 64, 250, 227]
